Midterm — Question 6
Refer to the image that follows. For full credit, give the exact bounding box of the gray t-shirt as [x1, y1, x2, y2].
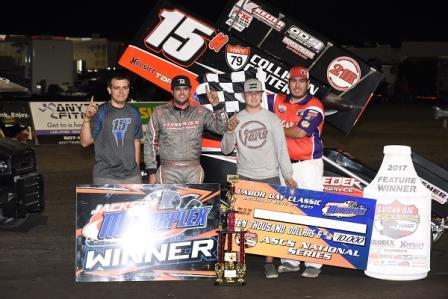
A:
[221, 109, 293, 180]
[91, 102, 143, 180]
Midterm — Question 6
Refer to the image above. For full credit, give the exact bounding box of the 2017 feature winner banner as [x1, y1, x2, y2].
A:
[233, 180, 376, 269]
[76, 184, 220, 282]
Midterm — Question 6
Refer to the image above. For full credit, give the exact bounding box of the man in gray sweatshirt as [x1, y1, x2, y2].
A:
[221, 78, 296, 279]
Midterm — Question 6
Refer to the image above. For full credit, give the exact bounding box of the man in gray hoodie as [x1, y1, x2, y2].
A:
[221, 78, 296, 279]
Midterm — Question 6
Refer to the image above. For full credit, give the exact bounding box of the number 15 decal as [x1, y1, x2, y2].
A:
[145, 9, 215, 67]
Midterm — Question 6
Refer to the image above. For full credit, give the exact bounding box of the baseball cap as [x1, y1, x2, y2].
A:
[289, 66, 309, 80]
[244, 78, 263, 92]
[171, 75, 191, 89]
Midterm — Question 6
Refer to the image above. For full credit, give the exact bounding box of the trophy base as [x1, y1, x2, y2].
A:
[215, 262, 246, 286]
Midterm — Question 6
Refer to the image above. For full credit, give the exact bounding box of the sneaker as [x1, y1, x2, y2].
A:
[264, 263, 279, 279]
[301, 266, 321, 278]
[278, 262, 300, 273]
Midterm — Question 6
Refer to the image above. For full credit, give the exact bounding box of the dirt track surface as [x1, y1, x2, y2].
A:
[1, 101, 447, 298]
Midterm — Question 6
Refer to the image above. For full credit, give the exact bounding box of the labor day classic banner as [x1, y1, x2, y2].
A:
[233, 180, 376, 269]
[75, 184, 220, 282]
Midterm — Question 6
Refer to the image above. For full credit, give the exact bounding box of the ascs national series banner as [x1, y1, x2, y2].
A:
[76, 184, 220, 282]
[232, 180, 376, 270]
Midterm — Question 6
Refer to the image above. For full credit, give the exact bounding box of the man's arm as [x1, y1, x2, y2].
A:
[221, 113, 239, 155]
[134, 139, 141, 166]
[80, 96, 98, 147]
[143, 111, 160, 183]
[221, 132, 237, 155]
[284, 126, 307, 139]
[203, 105, 228, 135]
[285, 108, 323, 139]
[132, 109, 143, 167]
[203, 85, 228, 134]
[272, 115, 295, 188]
[79, 119, 94, 147]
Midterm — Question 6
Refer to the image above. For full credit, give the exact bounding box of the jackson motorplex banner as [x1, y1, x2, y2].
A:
[75, 184, 220, 282]
[232, 180, 376, 270]
[119, 0, 382, 134]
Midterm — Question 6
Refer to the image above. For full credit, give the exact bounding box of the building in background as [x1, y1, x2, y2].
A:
[0, 35, 121, 98]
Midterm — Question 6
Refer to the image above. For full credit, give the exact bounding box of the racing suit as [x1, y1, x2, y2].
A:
[144, 103, 227, 184]
[268, 92, 325, 269]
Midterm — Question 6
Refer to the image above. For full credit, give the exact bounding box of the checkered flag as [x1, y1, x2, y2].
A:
[193, 68, 267, 113]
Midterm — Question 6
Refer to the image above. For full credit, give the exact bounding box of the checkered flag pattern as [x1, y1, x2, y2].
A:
[193, 69, 257, 113]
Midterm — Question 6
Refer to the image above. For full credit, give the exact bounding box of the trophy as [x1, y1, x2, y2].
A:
[215, 175, 247, 286]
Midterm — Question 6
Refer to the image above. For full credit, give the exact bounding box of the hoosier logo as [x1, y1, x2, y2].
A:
[225, 44, 250, 71]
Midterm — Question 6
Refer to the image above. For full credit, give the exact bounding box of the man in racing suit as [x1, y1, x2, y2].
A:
[268, 66, 325, 278]
[144, 75, 227, 184]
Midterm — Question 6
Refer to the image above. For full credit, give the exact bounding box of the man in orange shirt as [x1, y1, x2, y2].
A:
[268, 66, 325, 278]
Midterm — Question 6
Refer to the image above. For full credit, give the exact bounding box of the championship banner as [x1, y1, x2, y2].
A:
[29, 101, 164, 144]
[119, 0, 382, 134]
[75, 184, 220, 282]
[233, 180, 376, 269]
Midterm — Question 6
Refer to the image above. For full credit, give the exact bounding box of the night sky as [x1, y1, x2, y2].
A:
[2, 0, 447, 46]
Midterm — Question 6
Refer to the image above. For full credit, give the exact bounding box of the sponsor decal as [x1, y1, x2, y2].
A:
[301, 120, 310, 128]
[322, 201, 368, 218]
[308, 110, 319, 118]
[227, 1, 285, 32]
[251, 6, 285, 31]
[164, 120, 200, 129]
[225, 44, 250, 71]
[129, 56, 171, 84]
[281, 120, 295, 128]
[209, 32, 229, 52]
[323, 177, 364, 197]
[285, 26, 325, 53]
[282, 36, 315, 60]
[327, 56, 361, 91]
[226, 5, 254, 32]
[38, 102, 87, 120]
[278, 104, 286, 113]
[235, 231, 258, 248]
[374, 200, 420, 239]
[421, 178, 447, 204]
